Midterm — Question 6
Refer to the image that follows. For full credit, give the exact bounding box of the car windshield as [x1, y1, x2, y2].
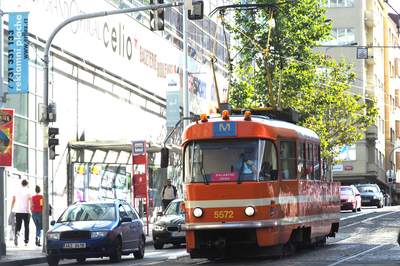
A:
[59, 203, 116, 222]
[341, 188, 354, 195]
[165, 201, 184, 216]
[358, 186, 378, 193]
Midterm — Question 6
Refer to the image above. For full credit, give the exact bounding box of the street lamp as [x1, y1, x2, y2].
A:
[324, 42, 359, 59]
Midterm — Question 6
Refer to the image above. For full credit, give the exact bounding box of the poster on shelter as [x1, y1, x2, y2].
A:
[74, 165, 85, 202]
[8, 12, 29, 94]
[0, 109, 14, 167]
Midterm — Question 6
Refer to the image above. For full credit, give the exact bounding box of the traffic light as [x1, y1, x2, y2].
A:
[150, 0, 164, 31]
[48, 127, 59, 160]
[188, 1, 204, 21]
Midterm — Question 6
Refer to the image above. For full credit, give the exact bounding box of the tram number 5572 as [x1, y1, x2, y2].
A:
[214, 210, 234, 219]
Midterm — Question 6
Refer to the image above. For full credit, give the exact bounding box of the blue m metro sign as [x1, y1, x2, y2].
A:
[213, 122, 236, 137]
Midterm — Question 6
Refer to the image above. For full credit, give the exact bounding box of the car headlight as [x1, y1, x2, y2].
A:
[47, 233, 60, 240]
[153, 225, 165, 231]
[347, 199, 353, 202]
[373, 196, 379, 200]
[244, 206, 255, 217]
[193, 207, 203, 218]
[91, 231, 108, 238]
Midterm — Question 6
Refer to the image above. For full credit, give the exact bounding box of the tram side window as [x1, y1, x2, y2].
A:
[184, 145, 193, 183]
[259, 140, 278, 181]
[298, 141, 306, 180]
[280, 141, 296, 180]
[314, 144, 321, 181]
[307, 143, 314, 180]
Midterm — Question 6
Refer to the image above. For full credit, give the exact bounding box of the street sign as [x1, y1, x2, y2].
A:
[386, 170, 394, 179]
[132, 141, 146, 155]
[357, 47, 368, 59]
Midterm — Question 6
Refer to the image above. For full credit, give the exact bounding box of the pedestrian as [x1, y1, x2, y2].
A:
[31, 185, 43, 247]
[161, 179, 177, 210]
[11, 179, 32, 246]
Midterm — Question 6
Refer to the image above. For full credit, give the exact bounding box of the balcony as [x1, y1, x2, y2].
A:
[365, 48, 377, 65]
[364, 10, 377, 28]
[365, 124, 378, 140]
[366, 163, 379, 176]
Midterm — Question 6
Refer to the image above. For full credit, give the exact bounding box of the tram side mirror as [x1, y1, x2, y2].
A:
[161, 147, 169, 168]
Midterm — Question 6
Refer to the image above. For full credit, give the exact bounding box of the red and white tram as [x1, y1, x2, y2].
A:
[168, 107, 340, 260]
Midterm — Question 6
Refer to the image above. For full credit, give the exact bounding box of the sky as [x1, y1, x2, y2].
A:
[387, 1, 400, 15]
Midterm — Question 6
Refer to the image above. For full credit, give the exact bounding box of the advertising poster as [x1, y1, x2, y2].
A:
[0, 109, 14, 167]
[88, 165, 102, 201]
[8, 12, 29, 94]
[74, 165, 86, 202]
[101, 165, 117, 199]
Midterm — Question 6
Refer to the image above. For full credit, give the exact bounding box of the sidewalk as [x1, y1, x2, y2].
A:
[0, 226, 154, 266]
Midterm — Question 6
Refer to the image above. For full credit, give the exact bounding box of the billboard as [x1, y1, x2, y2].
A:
[0, 109, 14, 167]
[8, 12, 29, 94]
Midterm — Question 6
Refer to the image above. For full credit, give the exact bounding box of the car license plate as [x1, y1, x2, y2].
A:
[171, 231, 186, 237]
[362, 200, 370, 203]
[64, 243, 86, 249]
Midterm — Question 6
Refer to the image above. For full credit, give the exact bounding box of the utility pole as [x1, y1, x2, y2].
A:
[41, 1, 197, 252]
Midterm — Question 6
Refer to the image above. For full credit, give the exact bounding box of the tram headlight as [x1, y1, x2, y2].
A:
[193, 207, 203, 218]
[244, 206, 255, 217]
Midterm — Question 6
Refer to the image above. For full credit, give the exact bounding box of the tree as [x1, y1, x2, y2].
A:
[225, 0, 378, 165]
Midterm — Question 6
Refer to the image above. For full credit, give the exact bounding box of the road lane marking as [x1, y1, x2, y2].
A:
[326, 244, 385, 266]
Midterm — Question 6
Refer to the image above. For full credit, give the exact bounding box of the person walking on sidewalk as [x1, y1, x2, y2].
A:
[161, 179, 177, 210]
[31, 185, 43, 247]
[11, 179, 32, 246]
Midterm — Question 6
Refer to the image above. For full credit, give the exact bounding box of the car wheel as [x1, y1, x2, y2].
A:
[76, 258, 86, 263]
[154, 243, 164, 249]
[352, 207, 356, 212]
[110, 237, 122, 263]
[46, 257, 59, 266]
[378, 202, 383, 208]
[134, 236, 145, 259]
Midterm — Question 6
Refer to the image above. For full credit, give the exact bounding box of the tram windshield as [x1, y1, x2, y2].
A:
[184, 139, 278, 183]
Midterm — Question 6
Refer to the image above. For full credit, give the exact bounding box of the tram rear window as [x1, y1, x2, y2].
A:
[183, 139, 277, 183]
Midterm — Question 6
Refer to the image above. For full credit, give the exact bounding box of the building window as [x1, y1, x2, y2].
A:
[338, 145, 356, 161]
[319, 0, 354, 7]
[323, 29, 355, 45]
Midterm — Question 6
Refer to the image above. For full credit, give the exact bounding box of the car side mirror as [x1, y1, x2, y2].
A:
[50, 220, 55, 226]
[157, 211, 163, 216]
[121, 216, 132, 223]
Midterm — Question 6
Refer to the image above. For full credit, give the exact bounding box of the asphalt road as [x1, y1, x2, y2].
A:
[35, 206, 400, 266]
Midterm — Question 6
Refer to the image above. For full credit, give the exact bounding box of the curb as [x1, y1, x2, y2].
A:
[0, 240, 154, 266]
[0, 257, 47, 266]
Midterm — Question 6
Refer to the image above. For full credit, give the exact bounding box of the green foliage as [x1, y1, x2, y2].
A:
[226, 0, 379, 165]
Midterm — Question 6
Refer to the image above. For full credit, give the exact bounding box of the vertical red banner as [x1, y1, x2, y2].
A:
[0, 109, 14, 167]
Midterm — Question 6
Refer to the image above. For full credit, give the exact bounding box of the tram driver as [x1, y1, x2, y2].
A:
[234, 148, 258, 175]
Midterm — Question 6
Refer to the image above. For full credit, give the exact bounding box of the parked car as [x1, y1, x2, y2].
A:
[152, 198, 185, 249]
[46, 199, 145, 266]
[340, 185, 362, 212]
[356, 184, 384, 208]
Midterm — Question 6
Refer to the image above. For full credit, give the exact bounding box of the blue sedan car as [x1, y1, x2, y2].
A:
[46, 200, 145, 266]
